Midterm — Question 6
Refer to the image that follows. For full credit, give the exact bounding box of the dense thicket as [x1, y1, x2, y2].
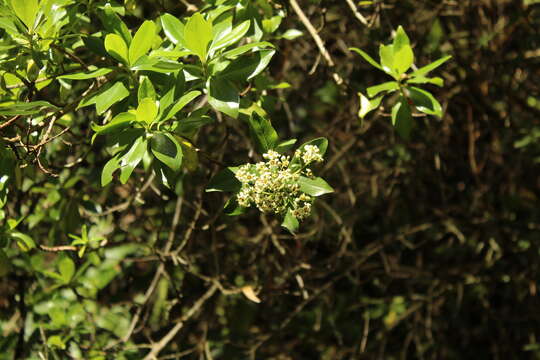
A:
[1, 0, 539, 359]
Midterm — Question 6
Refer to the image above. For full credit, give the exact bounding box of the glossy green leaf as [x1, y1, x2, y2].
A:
[91, 112, 135, 136]
[100, 4, 132, 45]
[350, 47, 383, 71]
[101, 154, 121, 186]
[150, 132, 183, 171]
[138, 76, 156, 102]
[184, 13, 213, 62]
[211, 20, 250, 53]
[298, 176, 334, 196]
[160, 13, 185, 46]
[0, 101, 58, 116]
[392, 26, 414, 74]
[367, 81, 399, 98]
[105, 33, 129, 65]
[95, 82, 129, 115]
[407, 76, 444, 87]
[275, 139, 297, 153]
[411, 55, 452, 77]
[358, 92, 383, 119]
[161, 90, 201, 121]
[282, 209, 299, 234]
[129, 20, 156, 65]
[248, 112, 279, 153]
[58, 67, 113, 80]
[281, 29, 303, 40]
[391, 97, 413, 140]
[10, 0, 39, 30]
[130, 56, 183, 73]
[136, 98, 159, 125]
[408, 86, 442, 117]
[379, 44, 395, 76]
[221, 41, 274, 59]
[221, 50, 275, 81]
[206, 167, 241, 193]
[207, 77, 239, 118]
[119, 136, 147, 184]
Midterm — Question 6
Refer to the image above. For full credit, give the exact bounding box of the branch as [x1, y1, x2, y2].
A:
[289, 0, 344, 85]
[143, 283, 218, 360]
[345, 0, 369, 26]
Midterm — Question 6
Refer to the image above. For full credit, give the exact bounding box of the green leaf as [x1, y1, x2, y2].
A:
[391, 97, 413, 140]
[130, 56, 183, 73]
[161, 13, 185, 46]
[282, 209, 299, 234]
[11, 232, 35, 252]
[408, 86, 442, 117]
[248, 112, 279, 153]
[221, 41, 274, 59]
[358, 92, 383, 119]
[95, 82, 129, 115]
[220, 50, 275, 81]
[136, 98, 159, 125]
[100, 4, 132, 45]
[275, 139, 297, 153]
[91, 112, 135, 136]
[58, 256, 75, 284]
[129, 20, 156, 65]
[150, 132, 183, 171]
[10, 0, 39, 30]
[0, 17, 19, 37]
[223, 196, 246, 216]
[350, 47, 383, 71]
[406, 76, 444, 87]
[161, 90, 201, 121]
[138, 76, 156, 102]
[392, 26, 414, 75]
[206, 167, 241, 192]
[177, 114, 214, 136]
[119, 136, 147, 184]
[47, 335, 66, 350]
[58, 68, 113, 80]
[101, 154, 121, 186]
[411, 55, 452, 77]
[367, 81, 399, 98]
[207, 77, 239, 118]
[0, 101, 58, 116]
[298, 176, 333, 196]
[379, 44, 395, 76]
[184, 13, 213, 62]
[210, 20, 250, 53]
[105, 33, 129, 65]
[281, 29, 303, 40]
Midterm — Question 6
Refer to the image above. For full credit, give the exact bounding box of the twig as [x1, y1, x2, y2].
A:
[0, 115, 21, 130]
[288, 0, 344, 85]
[345, 0, 369, 26]
[143, 283, 218, 360]
[38, 244, 78, 252]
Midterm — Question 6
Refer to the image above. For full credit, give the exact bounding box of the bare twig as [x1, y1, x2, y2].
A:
[345, 0, 369, 26]
[143, 284, 218, 360]
[0, 115, 21, 130]
[289, 0, 344, 85]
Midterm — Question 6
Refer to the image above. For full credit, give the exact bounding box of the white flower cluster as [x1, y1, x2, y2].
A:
[235, 146, 323, 220]
[295, 144, 324, 164]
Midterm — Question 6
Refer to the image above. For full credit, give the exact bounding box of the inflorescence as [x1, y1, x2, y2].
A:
[235, 145, 323, 220]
